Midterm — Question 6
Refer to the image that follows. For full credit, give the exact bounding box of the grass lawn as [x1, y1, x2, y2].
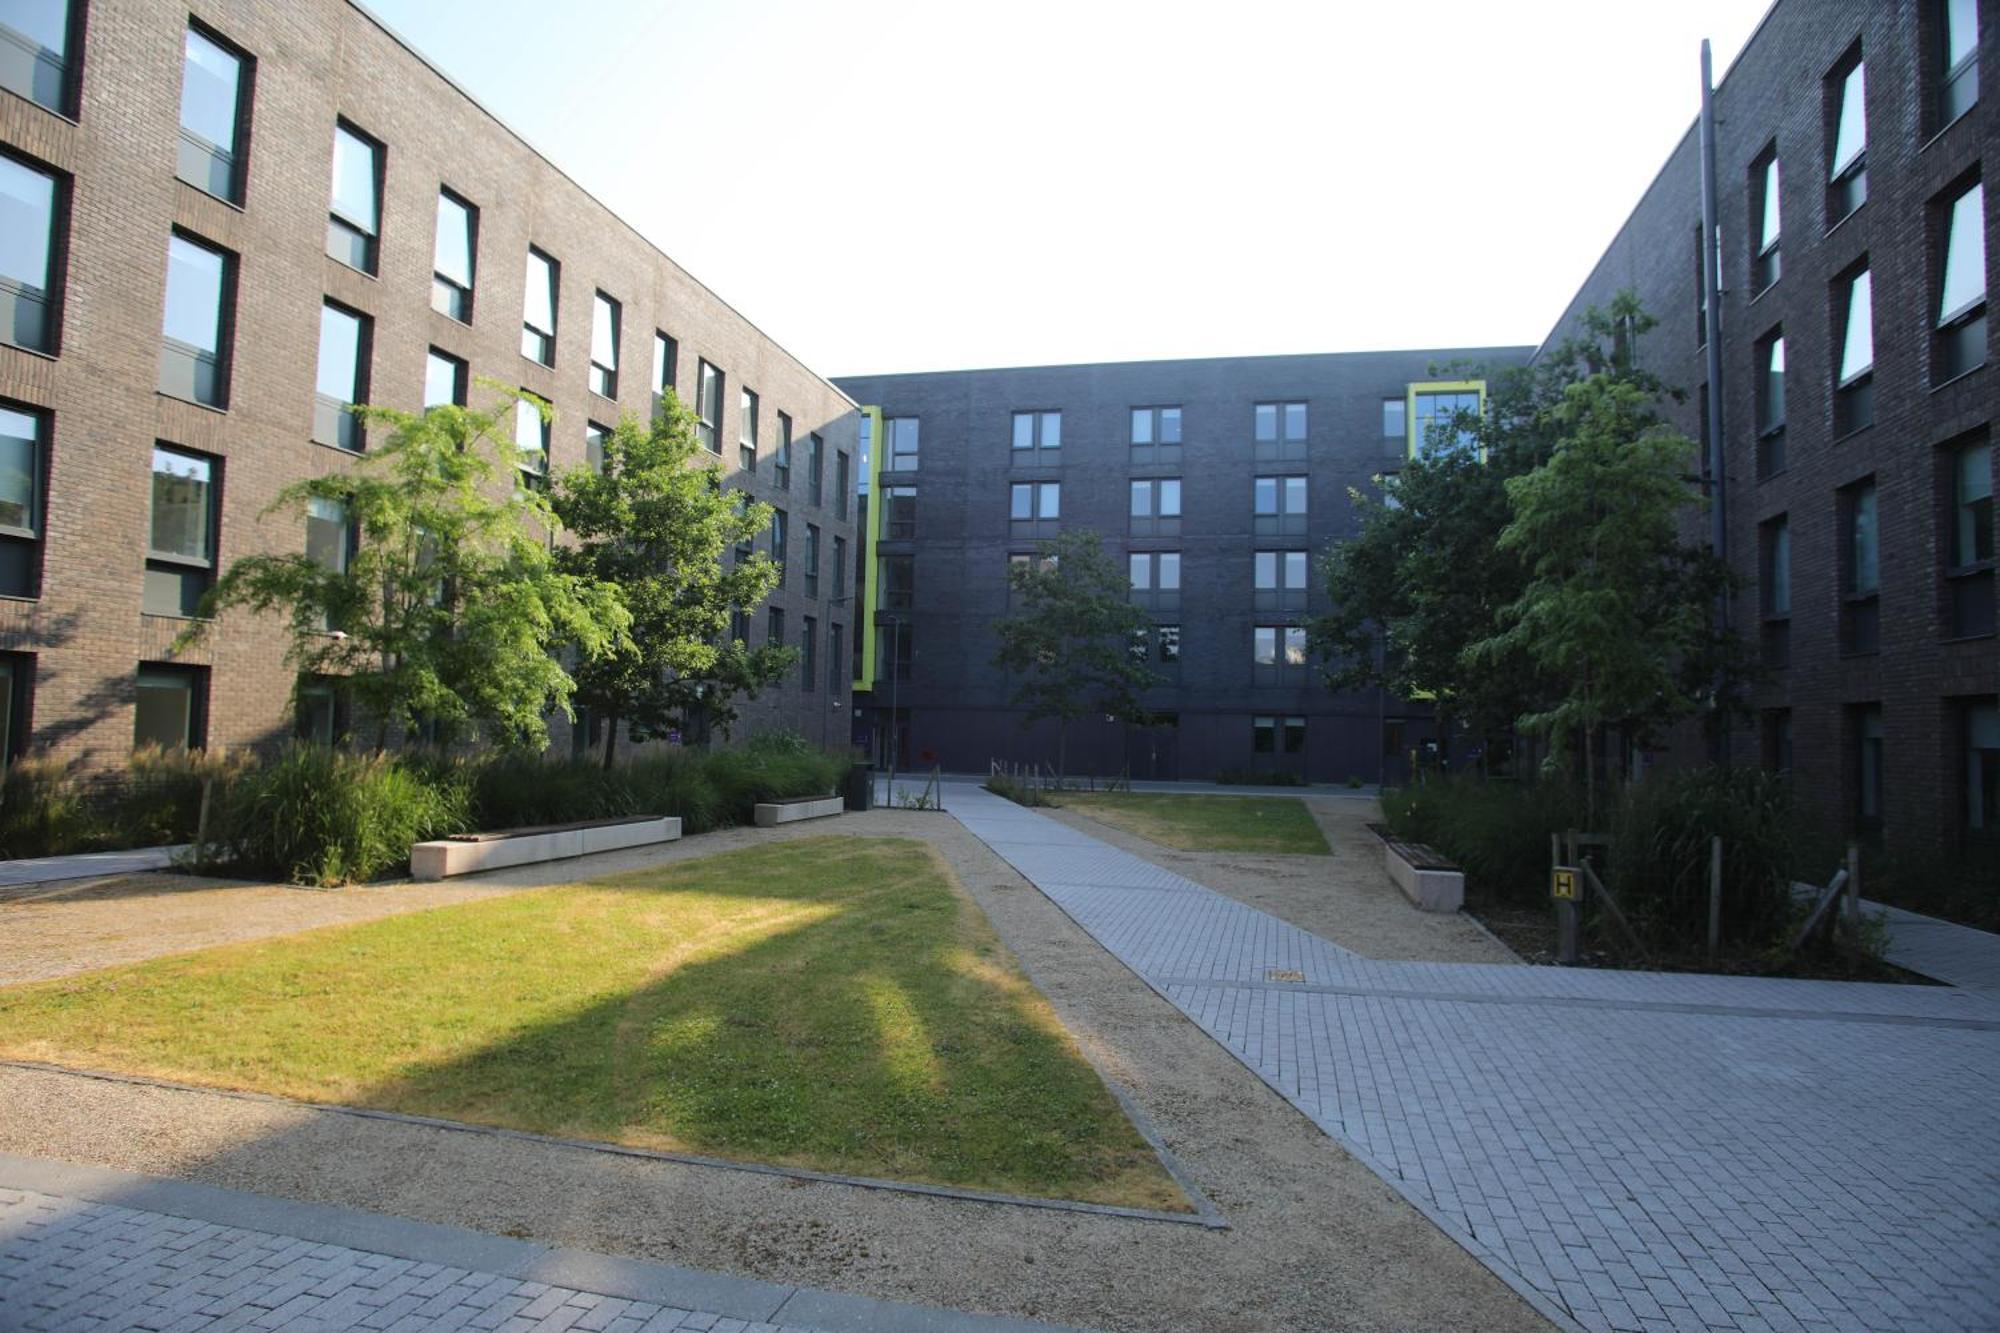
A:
[1058, 793, 1330, 855]
[0, 836, 1184, 1211]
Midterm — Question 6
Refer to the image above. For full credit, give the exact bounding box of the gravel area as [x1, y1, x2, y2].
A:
[1041, 795, 1519, 965]
[0, 809, 1547, 1331]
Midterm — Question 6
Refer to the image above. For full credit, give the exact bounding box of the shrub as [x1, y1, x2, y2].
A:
[704, 732, 843, 824]
[986, 772, 1054, 807]
[204, 745, 471, 886]
[1381, 775, 1584, 909]
[1606, 767, 1796, 951]
[0, 754, 99, 859]
[113, 745, 257, 847]
[469, 752, 644, 829]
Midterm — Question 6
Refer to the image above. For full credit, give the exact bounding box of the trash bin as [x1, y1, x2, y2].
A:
[844, 763, 875, 811]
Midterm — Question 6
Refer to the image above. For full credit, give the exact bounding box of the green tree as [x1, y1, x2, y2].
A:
[549, 394, 795, 766]
[180, 392, 630, 752]
[993, 529, 1160, 781]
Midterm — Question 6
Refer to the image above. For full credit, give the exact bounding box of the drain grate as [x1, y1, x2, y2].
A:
[1266, 968, 1305, 983]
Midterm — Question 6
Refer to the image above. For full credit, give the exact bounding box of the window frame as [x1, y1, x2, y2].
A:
[589, 290, 620, 399]
[513, 394, 550, 488]
[144, 443, 219, 618]
[1943, 433, 1995, 640]
[1932, 0, 1980, 133]
[1008, 480, 1060, 536]
[1756, 328, 1786, 480]
[774, 411, 792, 491]
[424, 346, 467, 410]
[176, 21, 253, 205]
[326, 119, 384, 275]
[1010, 410, 1060, 460]
[1252, 400, 1308, 462]
[0, 399, 47, 600]
[312, 298, 370, 452]
[1129, 477, 1183, 536]
[431, 188, 477, 322]
[696, 360, 723, 454]
[0, 147, 65, 356]
[134, 664, 209, 754]
[651, 331, 677, 417]
[158, 229, 235, 409]
[1129, 405, 1182, 465]
[1826, 46, 1868, 225]
[1750, 143, 1781, 294]
[520, 246, 559, 367]
[739, 386, 759, 472]
[886, 415, 921, 470]
[1832, 262, 1875, 436]
[1839, 478, 1880, 656]
[1933, 175, 1987, 385]
[807, 432, 824, 505]
[0, 0, 83, 116]
[1252, 474, 1308, 537]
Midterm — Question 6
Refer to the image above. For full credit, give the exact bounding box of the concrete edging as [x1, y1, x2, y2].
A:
[411, 817, 681, 880]
[1381, 840, 1465, 913]
[753, 796, 845, 827]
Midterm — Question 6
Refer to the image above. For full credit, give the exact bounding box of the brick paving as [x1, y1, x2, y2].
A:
[947, 783, 2000, 1333]
[0, 1186, 822, 1333]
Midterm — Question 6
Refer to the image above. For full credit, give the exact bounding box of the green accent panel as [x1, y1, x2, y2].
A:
[1405, 379, 1488, 461]
[853, 405, 884, 694]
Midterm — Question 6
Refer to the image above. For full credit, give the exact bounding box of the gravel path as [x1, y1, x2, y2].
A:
[0, 809, 1548, 1332]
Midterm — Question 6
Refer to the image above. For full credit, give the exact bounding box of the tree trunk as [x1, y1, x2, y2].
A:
[601, 715, 620, 770]
[1057, 721, 1068, 789]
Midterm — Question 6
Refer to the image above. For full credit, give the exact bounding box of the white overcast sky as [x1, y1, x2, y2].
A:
[363, 0, 1773, 377]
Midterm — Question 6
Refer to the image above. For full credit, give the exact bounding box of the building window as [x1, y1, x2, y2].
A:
[1758, 515, 1791, 669]
[804, 522, 820, 597]
[774, 412, 792, 491]
[1252, 715, 1306, 755]
[431, 189, 476, 322]
[1840, 479, 1879, 656]
[514, 396, 548, 488]
[879, 619, 913, 680]
[1381, 398, 1406, 445]
[326, 122, 382, 274]
[1129, 551, 1180, 610]
[768, 606, 784, 649]
[1157, 624, 1181, 667]
[0, 652, 30, 765]
[696, 360, 722, 453]
[1935, 0, 1979, 130]
[1762, 708, 1793, 776]
[1833, 264, 1874, 435]
[296, 675, 349, 746]
[1253, 401, 1307, 461]
[1756, 330, 1786, 480]
[884, 486, 914, 542]
[313, 300, 369, 452]
[306, 495, 351, 578]
[1750, 145, 1781, 294]
[145, 446, 216, 617]
[769, 507, 787, 583]
[835, 450, 851, 519]
[1130, 406, 1181, 464]
[739, 387, 758, 472]
[1253, 475, 1307, 537]
[1411, 390, 1481, 457]
[730, 607, 750, 645]
[0, 0, 78, 113]
[652, 332, 677, 417]
[828, 623, 844, 695]
[177, 24, 250, 204]
[886, 415, 920, 470]
[0, 402, 44, 599]
[832, 534, 847, 600]
[521, 247, 558, 366]
[1946, 435, 1994, 639]
[807, 432, 824, 505]
[135, 665, 208, 753]
[1129, 478, 1182, 536]
[879, 553, 913, 612]
[1255, 550, 1309, 612]
[1253, 626, 1308, 683]
[1966, 697, 1999, 837]
[159, 232, 233, 408]
[590, 291, 620, 398]
[1827, 46, 1867, 223]
[1851, 704, 1883, 831]
[1935, 177, 1986, 383]
[1009, 481, 1060, 536]
[802, 616, 817, 692]
[1011, 411, 1059, 459]
[424, 347, 466, 409]
[585, 421, 608, 474]
[0, 151, 61, 355]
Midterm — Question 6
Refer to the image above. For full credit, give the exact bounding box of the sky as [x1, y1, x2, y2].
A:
[362, 0, 1774, 378]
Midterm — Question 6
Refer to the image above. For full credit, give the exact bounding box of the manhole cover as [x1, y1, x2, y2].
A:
[1266, 968, 1305, 983]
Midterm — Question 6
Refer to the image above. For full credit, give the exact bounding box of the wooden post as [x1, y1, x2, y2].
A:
[1707, 835, 1722, 963]
[1845, 842, 1861, 925]
[1553, 831, 1579, 966]
[194, 777, 213, 864]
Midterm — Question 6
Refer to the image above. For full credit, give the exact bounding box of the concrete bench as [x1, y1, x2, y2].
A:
[752, 795, 844, 827]
[1381, 836, 1465, 913]
[411, 815, 681, 880]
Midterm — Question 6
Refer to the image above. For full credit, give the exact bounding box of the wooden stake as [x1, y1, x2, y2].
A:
[1708, 835, 1722, 963]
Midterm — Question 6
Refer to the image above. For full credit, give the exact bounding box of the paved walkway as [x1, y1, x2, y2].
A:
[942, 782, 2000, 1333]
[0, 846, 182, 891]
[1865, 899, 2000, 991]
[0, 1155, 1069, 1333]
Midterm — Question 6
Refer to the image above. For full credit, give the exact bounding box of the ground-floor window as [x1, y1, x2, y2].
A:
[1966, 697, 1999, 838]
[135, 664, 207, 752]
[0, 652, 30, 764]
[1252, 715, 1306, 755]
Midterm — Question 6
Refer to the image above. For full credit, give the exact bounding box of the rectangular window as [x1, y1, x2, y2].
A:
[1129, 552, 1180, 609]
[807, 432, 824, 505]
[1254, 550, 1309, 612]
[832, 534, 847, 600]
[521, 247, 558, 366]
[0, 402, 44, 599]
[879, 553, 913, 612]
[804, 522, 820, 597]
[1253, 401, 1307, 461]
[767, 606, 784, 648]
[1130, 406, 1181, 463]
[1852, 704, 1883, 831]
[1253, 715, 1276, 754]
[1757, 330, 1786, 480]
[835, 451, 850, 519]
[1253, 475, 1307, 537]
[696, 360, 723, 453]
[1759, 515, 1791, 669]
[769, 507, 787, 583]
[431, 190, 476, 321]
[1253, 627, 1308, 682]
[0, 0, 78, 114]
[327, 122, 382, 274]
[1935, 0, 1979, 129]
[296, 674, 350, 747]
[1411, 390, 1481, 457]
[774, 412, 792, 490]
[585, 421, 608, 473]
[1129, 478, 1182, 535]
[828, 623, 844, 695]
[1010, 481, 1059, 535]
[1750, 145, 1781, 293]
[1827, 47, 1867, 222]
[306, 495, 351, 632]
[313, 300, 369, 452]
[159, 232, 233, 408]
[739, 387, 759, 471]
[590, 291, 620, 398]
[1841, 479, 1879, 655]
[135, 665, 207, 753]
[1966, 697, 1999, 836]
[1762, 708, 1794, 776]
[1834, 264, 1874, 435]
[652, 332, 677, 417]
[1283, 715, 1306, 755]
[424, 347, 466, 409]
[1011, 411, 1060, 457]
[177, 24, 250, 203]
[887, 416, 921, 469]
[802, 616, 817, 692]
[1947, 436, 1994, 639]
[0, 652, 30, 765]
[0, 151, 61, 355]
[145, 446, 216, 617]
[1381, 398, 1406, 444]
[1935, 177, 1987, 383]
[514, 396, 549, 487]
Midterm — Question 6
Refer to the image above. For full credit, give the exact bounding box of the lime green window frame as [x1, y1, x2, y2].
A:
[852, 404, 884, 692]
[1406, 380, 1487, 460]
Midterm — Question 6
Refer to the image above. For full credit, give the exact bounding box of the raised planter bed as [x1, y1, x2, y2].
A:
[1377, 833, 1465, 913]
[411, 815, 680, 880]
[753, 795, 844, 827]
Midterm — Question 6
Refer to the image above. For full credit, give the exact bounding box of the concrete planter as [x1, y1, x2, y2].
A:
[1382, 838, 1465, 913]
[411, 816, 681, 880]
[752, 795, 844, 827]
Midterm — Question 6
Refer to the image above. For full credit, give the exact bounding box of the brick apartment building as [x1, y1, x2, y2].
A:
[840, 0, 1994, 855]
[0, 0, 860, 768]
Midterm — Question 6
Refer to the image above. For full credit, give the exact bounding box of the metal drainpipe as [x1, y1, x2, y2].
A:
[1699, 39, 1731, 764]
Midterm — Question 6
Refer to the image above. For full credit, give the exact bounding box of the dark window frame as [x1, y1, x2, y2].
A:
[0, 0, 85, 117]
[431, 187, 477, 322]
[158, 228, 236, 410]
[134, 662, 209, 753]
[589, 289, 620, 399]
[1825, 43, 1868, 226]
[521, 246, 559, 367]
[1932, 172, 1987, 386]
[176, 20, 253, 205]
[0, 146, 67, 357]
[326, 119, 384, 275]
[0, 398, 48, 600]
[144, 442, 220, 618]
[312, 297, 371, 452]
